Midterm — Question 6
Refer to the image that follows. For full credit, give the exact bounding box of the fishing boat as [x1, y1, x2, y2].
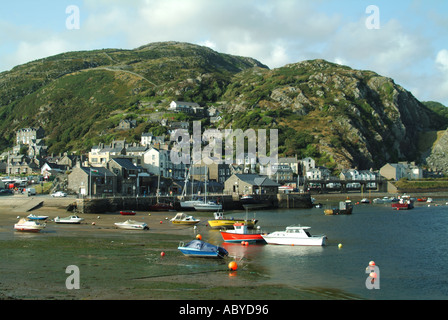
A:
[208, 211, 258, 229]
[14, 218, 46, 232]
[261, 225, 326, 246]
[417, 197, 427, 202]
[177, 240, 228, 258]
[170, 212, 201, 225]
[391, 198, 414, 210]
[120, 210, 136, 216]
[324, 200, 353, 215]
[26, 214, 49, 221]
[114, 220, 149, 230]
[220, 223, 266, 244]
[54, 215, 84, 224]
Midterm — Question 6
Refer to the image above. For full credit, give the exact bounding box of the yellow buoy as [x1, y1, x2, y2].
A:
[338, 243, 343, 249]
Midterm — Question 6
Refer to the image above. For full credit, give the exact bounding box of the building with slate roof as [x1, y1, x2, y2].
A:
[224, 173, 279, 195]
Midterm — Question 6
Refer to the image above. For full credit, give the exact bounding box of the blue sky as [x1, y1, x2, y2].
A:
[1, 0, 447, 105]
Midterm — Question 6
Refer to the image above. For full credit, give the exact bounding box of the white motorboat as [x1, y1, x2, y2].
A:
[114, 220, 149, 230]
[261, 225, 326, 246]
[14, 218, 46, 232]
[54, 215, 84, 224]
[170, 213, 200, 225]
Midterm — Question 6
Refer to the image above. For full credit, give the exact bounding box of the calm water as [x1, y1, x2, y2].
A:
[1, 200, 447, 300]
[207, 201, 448, 300]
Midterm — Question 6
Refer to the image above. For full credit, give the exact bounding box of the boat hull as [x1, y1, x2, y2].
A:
[220, 231, 266, 243]
[261, 235, 326, 246]
[114, 223, 148, 230]
[171, 220, 200, 225]
[208, 219, 258, 229]
[392, 203, 414, 210]
[193, 204, 222, 211]
[14, 226, 44, 232]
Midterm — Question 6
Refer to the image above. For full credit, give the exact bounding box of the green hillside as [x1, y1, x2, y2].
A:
[0, 41, 446, 171]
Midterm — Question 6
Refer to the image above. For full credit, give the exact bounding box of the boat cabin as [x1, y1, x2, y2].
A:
[285, 226, 312, 237]
[232, 222, 248, 234]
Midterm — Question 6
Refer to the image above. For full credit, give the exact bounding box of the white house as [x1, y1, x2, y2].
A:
[300, 157, 315, 174]
[141, 133, 154, 146]
[306, 166, 330, 180]
[169, 101, 200, 114]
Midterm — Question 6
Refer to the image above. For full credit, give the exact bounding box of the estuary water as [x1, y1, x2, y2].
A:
[214, 201, 448, 300]
[1, 199, 447, 300]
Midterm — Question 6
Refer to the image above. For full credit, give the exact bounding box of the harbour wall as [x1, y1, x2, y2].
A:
[74, 193, 313, 213]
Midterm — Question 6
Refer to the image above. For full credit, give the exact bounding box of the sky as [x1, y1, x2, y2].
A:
[1, 0, 447, 105]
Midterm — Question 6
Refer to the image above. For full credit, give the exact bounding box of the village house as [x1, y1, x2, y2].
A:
[305, 166, 331, 180]
[117, 119, 137, 130]
[224, 173, 279, 195]
[67, 166, 117, 197]
[380, 162, 423, 180]
[88, 140, 126, 167]
[107, 158, 140, 195]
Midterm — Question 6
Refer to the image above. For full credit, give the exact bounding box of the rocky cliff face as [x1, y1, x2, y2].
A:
[425, 129, 448, 172]
[220, 59, 439, 169]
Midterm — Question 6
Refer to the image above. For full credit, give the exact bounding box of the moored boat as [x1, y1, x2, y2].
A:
[193, 201, 222, 211]
[114, 220, 149, 230]
[170, 212, 201, 225]
[14, 218, 46, 232]
[120, 210, 136, 216]
[208, 211, 258, 229]
[54, 215, 84, 224]
[324, 200, 353, 215]
[26, 214, 49, 221]
[178, 240, 228, 258]
[261, 225, 326, 246]
[220, 223, 266, 244]
[391, 199, 414, 210]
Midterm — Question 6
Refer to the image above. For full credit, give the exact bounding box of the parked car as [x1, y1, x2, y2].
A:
[51, 191, 67, 197]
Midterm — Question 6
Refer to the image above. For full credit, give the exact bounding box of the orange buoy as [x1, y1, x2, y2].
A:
[228, 261, 238, 271]
[196, 234, 202, 240]
[369, 272, 377, 279]
[369, 261, 376, 266]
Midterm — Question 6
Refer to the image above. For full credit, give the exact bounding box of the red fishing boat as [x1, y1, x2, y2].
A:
[120, 210, 136, 215]
[220, 222, 266, 244]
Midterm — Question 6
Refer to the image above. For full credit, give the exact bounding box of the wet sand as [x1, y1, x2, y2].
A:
[0, 196, 359, 301]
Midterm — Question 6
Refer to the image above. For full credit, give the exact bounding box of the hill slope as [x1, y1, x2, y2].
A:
[0, 42, 445, 171]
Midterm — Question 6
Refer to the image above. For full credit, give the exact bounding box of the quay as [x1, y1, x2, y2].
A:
[74, 193, 313, 213]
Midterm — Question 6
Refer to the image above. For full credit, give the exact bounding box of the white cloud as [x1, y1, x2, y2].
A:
[436, 49, 448, 71]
